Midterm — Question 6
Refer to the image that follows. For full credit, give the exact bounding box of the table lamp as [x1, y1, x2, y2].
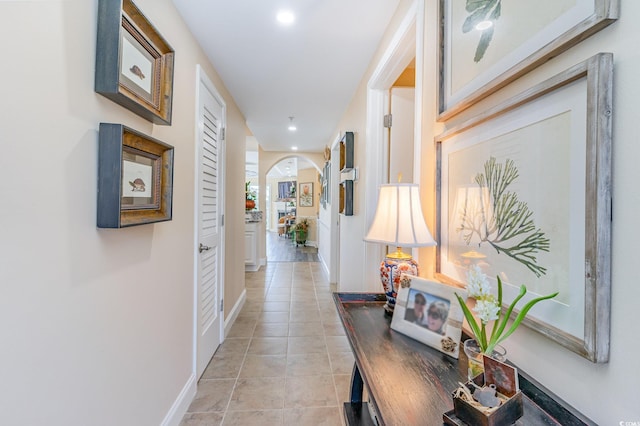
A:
[364, 183, 437, 314]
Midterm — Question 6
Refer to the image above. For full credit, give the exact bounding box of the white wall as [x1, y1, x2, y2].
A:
[418, 0, 634, 422]
[0, 0, 247, 424]
[330, 0, 415, 293]
[389, 87, 415, 182]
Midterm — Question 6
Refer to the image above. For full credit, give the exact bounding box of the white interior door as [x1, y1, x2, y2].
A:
[389, 87, 415, 183]
[195, 68, 225, 379]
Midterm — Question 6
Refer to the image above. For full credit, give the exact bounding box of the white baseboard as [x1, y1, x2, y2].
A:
[162, 291, 248, 425]
[160, 373, 197, 426]
[245, 264, 260, 272]
[319, 252, 330, 281]
[224, 288, 246, 337]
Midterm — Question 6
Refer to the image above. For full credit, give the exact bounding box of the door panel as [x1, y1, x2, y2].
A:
[196, 76, 225, 379]
[389, 87, 415, 183]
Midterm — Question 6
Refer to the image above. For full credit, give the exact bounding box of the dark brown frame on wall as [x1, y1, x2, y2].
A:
[98, 123, 174, 228]
[95, 0, 175, 125]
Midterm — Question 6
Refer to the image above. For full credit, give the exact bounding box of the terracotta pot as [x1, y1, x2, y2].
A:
[245, 199, 255, 210]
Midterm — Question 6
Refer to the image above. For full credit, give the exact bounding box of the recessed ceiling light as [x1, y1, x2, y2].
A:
[288, 116, 297, 131]
[291, 146, 298, 151]
[277, 10, 295, 25]
[475, 20, 493, 30]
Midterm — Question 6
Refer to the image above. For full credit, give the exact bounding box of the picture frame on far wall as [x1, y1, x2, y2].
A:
[98, 123, 174, 228]
[391, 275, 467, 359]
[299, 182, 313, 207]
[95, 0, 175, 125]
[321, 162, 331, 209]
[435, 53, 612, 362]
[437, 0, 618, 121]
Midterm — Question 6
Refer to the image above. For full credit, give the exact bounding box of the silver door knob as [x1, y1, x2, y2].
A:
[199, 243, 211, 253]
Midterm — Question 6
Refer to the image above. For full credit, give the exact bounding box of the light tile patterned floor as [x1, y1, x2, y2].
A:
[180, 262, 352, 426]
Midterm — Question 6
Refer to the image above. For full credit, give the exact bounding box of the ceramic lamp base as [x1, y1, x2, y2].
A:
[380, 255, 418, 314]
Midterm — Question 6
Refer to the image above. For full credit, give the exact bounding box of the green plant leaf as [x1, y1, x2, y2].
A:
[486, 285, 526, 353]
[489, 275, 504, 342]
[456, 292, 485, 351]
[495, 291, 559, 346]
[480, 323, 488, 349]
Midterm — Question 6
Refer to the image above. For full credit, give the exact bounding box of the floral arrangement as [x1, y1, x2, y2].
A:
[245, 181, 257, 201]
[293, 218, 310, 232]
[455, 265, 558, 354]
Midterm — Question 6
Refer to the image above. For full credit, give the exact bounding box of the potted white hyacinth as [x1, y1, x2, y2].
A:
[456, 265, 558, 378]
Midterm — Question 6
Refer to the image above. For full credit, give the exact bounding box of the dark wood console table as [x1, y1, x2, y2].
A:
[333, 293, 594, 426]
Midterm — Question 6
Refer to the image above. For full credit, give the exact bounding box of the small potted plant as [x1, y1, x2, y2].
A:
[245, 181, 257, 211]
[290, 218, 310, 246]
[456, 265, 558, 379]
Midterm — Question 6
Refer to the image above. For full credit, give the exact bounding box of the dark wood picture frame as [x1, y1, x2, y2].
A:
[98, 123, 174, 228]
[95, 0, 175, 125]
[339, 131, 354, 171]
[339, 180, 353, 216]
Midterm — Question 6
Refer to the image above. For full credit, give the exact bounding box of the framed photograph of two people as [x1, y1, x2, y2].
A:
[391, 275, 467, 359]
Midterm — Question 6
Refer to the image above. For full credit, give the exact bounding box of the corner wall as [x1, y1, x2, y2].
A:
[0, 0, 246, 424]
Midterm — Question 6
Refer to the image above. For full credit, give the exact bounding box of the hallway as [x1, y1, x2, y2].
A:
[180, 240, 352, 425]
[266, 230, 319, 262]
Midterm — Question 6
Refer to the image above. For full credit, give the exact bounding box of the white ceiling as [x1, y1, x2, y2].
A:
[172, 0, 401, 153]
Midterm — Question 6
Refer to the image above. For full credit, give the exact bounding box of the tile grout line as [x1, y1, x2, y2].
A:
[189, 261, 342, 425]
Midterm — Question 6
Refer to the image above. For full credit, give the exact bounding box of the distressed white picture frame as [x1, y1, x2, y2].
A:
[435, 53, 613, 362]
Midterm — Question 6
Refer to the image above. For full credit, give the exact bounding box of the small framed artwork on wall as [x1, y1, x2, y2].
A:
[299, 182, 313, 207]
[98, 123, 174, 228]
[95, 0, 175, 125]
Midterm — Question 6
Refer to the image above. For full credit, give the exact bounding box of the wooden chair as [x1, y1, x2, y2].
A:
[277, 216, 287, 237]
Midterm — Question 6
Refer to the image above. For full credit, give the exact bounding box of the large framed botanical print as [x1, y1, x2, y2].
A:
[437, 0, 618, 120]
[435, 53, 612, 362]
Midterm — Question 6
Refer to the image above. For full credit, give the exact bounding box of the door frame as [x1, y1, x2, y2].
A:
[363, 0, 424, 289]
[193, 64, 226, 373]
[329, 132, 342, 286]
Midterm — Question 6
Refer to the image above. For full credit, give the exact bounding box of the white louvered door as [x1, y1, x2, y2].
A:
[196, 72, 225, 379]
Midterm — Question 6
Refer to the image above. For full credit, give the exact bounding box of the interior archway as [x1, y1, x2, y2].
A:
[249, 151, 325, 265]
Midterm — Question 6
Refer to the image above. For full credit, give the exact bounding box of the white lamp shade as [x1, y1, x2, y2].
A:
[364, 183, 437, 248]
